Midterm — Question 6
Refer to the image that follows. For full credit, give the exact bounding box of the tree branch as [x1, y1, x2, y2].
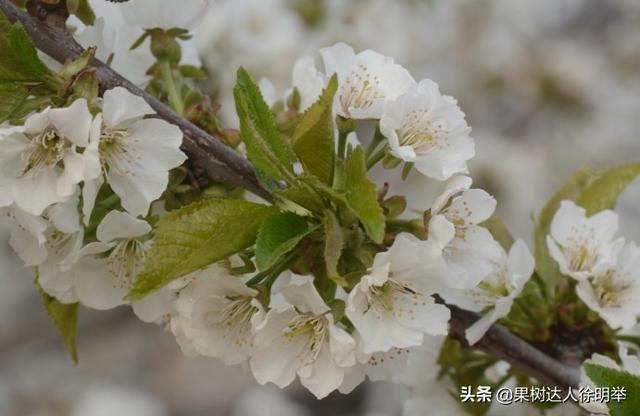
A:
[0, 0, 271, 201]
[0, 0, 581, 390]
[445, 302, 581, 388]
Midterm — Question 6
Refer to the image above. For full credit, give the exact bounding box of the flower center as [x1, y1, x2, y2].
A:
[99, 129, 136, 177]
[107, 239, 146, 288]
[366, 278, 425, 321]
[284, 313, 329, 366]
[22, 130, 65, 175]
[338, 64, 384, 115]
[566, 244, 598, 273]
[594, 270, 630, 308]
[398, 109, 449, 153]
[218, 296, 258, 347]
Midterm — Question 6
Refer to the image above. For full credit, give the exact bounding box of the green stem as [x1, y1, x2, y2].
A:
[365, 126, 385, 158]
[337, 130, 348, 161]
[366, 145, 387, 170]
[160, 60, 184, 114]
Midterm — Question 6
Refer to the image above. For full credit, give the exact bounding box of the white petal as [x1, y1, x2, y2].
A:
[74, 257, 128, 310]
[82, 175, 104, 226]
[281, 275, 330, 315]
[96, 210, 151, 242]
[49, 99, 92, 147]
[102, 87, 155, 129]
[431, 175, 472, 214]
[9, 223, 47, 266]
[300, 345, 345, 399]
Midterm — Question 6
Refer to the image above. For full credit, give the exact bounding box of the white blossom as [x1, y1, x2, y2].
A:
[169, 265, 264, 365]
[250, 275, 355, 399]
[346, 232, 451, 354]
[84, 87, 186, 219]
[320, 42, 414, 119]
[0, 99, 92, 215]
[71, 210, 152, 310]
[547, 200, 621, 281]
[429, 176, 500, 289]
[380, 79, 474, 180]
[441, 239, 534, 345]
[576, 241, 640, 330]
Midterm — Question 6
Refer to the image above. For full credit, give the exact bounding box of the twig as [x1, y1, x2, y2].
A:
[0, 0, 581, 389]
[0, 0, 270, 200]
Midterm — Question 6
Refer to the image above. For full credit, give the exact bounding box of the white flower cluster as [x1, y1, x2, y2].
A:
[163, 43, 535, 399]
[0, 87, 186, 317]
[548, 200, 640, 330]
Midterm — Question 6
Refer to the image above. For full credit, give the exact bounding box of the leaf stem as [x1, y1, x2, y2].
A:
[366, 145, 387, 170]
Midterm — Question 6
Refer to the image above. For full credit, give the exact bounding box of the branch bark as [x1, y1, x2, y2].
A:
[0, 0, 581, 390]
[0, 0, 270, 200]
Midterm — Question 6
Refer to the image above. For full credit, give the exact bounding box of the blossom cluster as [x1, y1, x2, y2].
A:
[155, 43, 536, 399]
[547, 200, 640, 330]
[0, 87, 186, 315]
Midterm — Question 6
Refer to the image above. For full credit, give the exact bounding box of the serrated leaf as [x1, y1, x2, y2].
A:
[0, 13, 53, 84]
[255, 212, 313, 271]
[345, 147, 386, 244]
[234, 67, 295, 181]
[35, 279, 79, 363]
[584, 363, 640, 416]
[274, 182, 325, 215]
[128, 199, 277, 299]
[74, 0, 97, 25]
[323, 210, 347, 287]
[292, 74, 337, 184]
[576, 162, 640, 216]
[0, 82, 28, 122]
[534, 169, 595, 297]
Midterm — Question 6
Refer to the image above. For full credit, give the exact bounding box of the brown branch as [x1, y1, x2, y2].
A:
[0, 0, 270, 200]
[0, 0, 581, 390]
[445, 301, 581, 388]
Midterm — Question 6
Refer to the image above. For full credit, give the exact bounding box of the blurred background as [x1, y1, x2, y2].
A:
[2, 0, 640, 415]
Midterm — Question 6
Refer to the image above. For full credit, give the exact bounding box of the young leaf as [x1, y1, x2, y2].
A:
[0, 13, 54, 84]
[534, 169, 594, 296]
[128, 199, 277, 299]
[576, 162, 640, 216]
[323, 210, 347, 287]
[234, 67, 295, 181]
[292, 74, 337, 184]
[274, 181, 325, 215]
[255, 212, 313, 271]
[584, 363, 640, 416]
[36, 279, 79, 363]
[345, 147, 386, 244]
[0, 82, 28, 122]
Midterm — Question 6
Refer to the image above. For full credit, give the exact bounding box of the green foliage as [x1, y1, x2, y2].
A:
[128, 199, 277, 299]
[36, 279, 79, 363]
[0, 13, 54, 84]
[345, 147, 386, 244]
[576, 162, 640, 216]
[584, 363, 640, 416]
[0, 83, 28, 121]
[234, 67, 295, 182]
[323, 210, 347, 287]
[274, 181, 325, 215]
[292, 74, 337, 184]
[255, 212, 314, 271]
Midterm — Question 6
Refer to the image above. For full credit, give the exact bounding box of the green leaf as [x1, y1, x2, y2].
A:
[255, 212, 313, 271]
[584, 363, 640, 416]
[35, 279, 79, 363]
[576, 162, 640, 216]
[292, 74, 337, 184]
[0, 13, 53, 84]
[128, 199, 277, 299]
[345, 147, 386, 244]
[534, 169, 594, 296]
[274, 181, 325, 215]
[323, 210, 347, 287]
[234, 67, 295, 181]
[0, 82, 28, 122]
